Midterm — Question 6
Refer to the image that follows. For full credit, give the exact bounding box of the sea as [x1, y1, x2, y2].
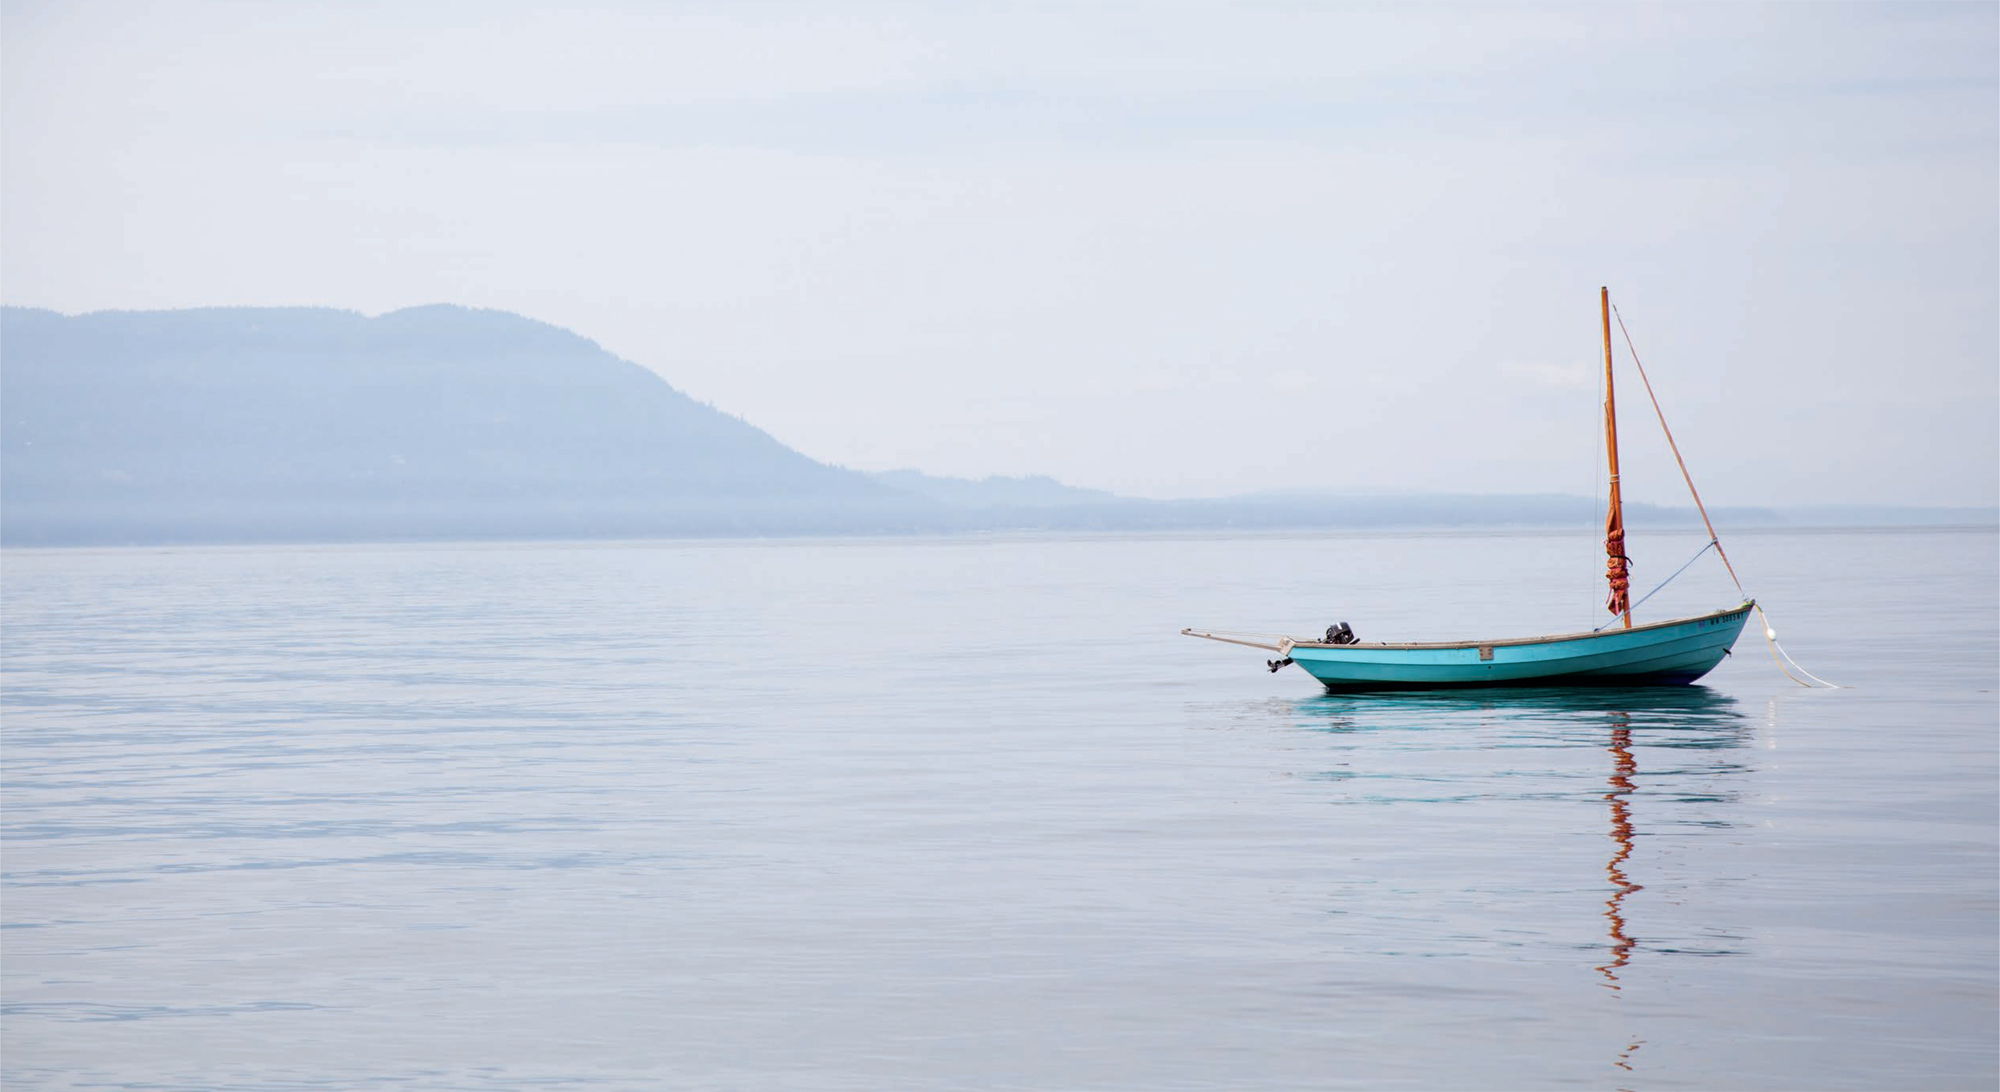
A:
[3, 527, 1995, 1091]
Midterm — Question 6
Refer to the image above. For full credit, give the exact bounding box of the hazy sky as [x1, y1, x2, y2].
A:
[4, 1, 1994, 506]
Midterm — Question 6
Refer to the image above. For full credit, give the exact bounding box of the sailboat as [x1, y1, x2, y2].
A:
[1183, 288, 1755, 692]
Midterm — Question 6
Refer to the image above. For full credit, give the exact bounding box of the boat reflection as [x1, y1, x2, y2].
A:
[1293, 683, 1748, 738]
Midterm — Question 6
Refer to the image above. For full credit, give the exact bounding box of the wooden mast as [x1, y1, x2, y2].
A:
[1601, 287, 1633, 628]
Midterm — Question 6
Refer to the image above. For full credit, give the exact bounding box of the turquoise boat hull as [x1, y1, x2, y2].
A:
[1285, 602, 1755, 692]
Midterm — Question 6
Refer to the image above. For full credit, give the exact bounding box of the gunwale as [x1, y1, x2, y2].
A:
[1284, 600, 1755, 652]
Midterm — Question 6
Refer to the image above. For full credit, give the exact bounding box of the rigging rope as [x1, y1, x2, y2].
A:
[1592, 336, 1608, 616]
[1596, 540, 1712, 631]
[1591, 347, 1605, 615]
[1610, 304, 1845, 688]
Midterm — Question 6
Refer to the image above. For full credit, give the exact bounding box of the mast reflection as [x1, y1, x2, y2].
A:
[1597, 715, 1640, 989]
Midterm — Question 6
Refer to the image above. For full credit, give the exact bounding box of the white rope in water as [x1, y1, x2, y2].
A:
[1756, 609, 1846, 688]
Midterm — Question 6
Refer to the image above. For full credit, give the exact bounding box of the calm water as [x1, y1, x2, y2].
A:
[3, 528, 1995, 1091]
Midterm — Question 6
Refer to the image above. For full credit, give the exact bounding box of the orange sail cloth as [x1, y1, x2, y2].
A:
[1604, 508, 1630, 618]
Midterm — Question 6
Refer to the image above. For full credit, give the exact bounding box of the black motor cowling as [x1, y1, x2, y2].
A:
[1324, 622, 1357, 645]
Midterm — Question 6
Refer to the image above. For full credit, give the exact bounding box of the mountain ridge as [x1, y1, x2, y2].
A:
[1, 304, 929, 544]
[3, 305, 1991, 545]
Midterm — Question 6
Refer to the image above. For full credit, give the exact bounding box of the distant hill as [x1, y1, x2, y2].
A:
[3, 306, 1989, 546]
[846, 491, 1783, 533]
[868, 470, 1122, 509]
[0, 305, 928, 543]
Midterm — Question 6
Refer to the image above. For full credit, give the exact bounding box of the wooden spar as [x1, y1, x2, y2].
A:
[1180, 627, 1289, 653]
[1601, 287, 1633, 629]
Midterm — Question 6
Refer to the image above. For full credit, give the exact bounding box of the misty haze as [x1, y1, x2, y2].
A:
[2, 4, 1994, 1092]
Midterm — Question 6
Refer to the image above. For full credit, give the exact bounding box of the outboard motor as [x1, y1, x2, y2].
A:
[1324, 622, 1358, 645]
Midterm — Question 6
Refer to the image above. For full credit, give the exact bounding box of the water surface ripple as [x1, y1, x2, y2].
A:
[3, 530, 1995, 1090]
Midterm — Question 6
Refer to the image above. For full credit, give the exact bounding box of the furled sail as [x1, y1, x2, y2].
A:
[1604, 501, 1630, 618]
[1600, 287, 1632, 626]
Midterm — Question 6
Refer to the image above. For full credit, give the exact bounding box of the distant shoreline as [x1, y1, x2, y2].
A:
[5, 515, 1992, 552]
[7, 305, 1991, 549]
